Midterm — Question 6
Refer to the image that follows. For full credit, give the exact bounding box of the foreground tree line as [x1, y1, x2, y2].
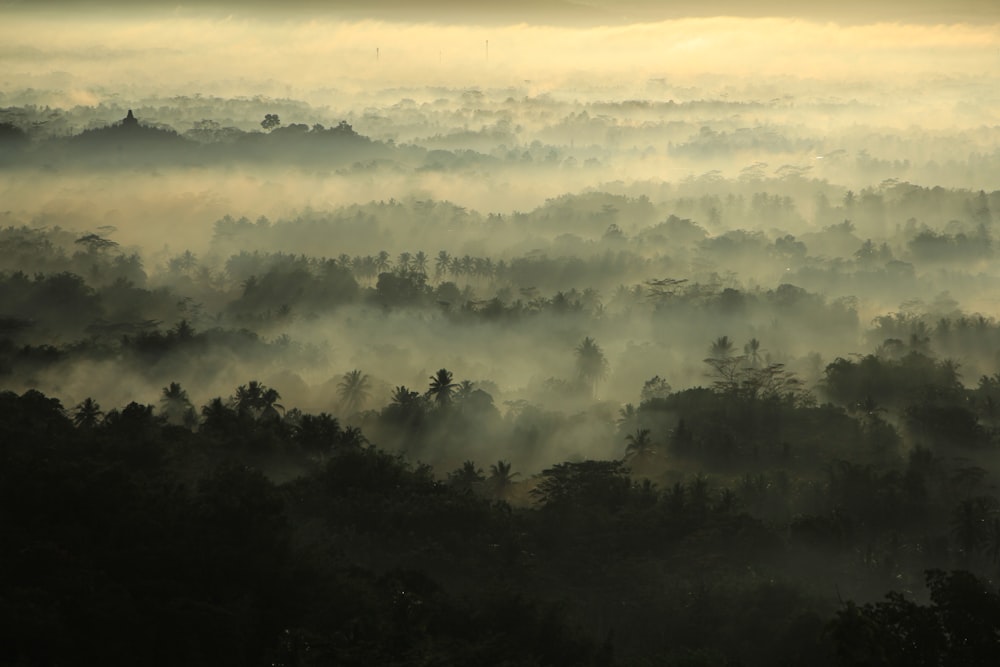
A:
[4, 341, 1000, 665]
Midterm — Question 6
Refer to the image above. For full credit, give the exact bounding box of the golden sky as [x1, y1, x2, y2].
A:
[3, 10, 998, 102]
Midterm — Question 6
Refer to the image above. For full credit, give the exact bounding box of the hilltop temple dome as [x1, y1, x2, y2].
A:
[122, 109, 138, 127]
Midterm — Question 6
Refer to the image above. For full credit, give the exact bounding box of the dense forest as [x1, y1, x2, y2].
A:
[4, 3, 1000, 665]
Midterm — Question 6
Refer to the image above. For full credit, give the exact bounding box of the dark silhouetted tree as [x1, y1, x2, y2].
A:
[233, 381, 283, 422]
[575, 336, 609, 398]
[448, 460, 485, 494]
[412, 250, 428, 274]
[624, 428, 657, 470]
[435, 250, 451, 279]
[640, 375, 672, 402]
[427, 368, 456, 407]
[160, 382, 196, 428]
[338, 369, 371, 415]
[488, 460, 519, 501]
[72, 397, 103, 430]
[295, 412, 341, 457]
[710, 335, 735, 358]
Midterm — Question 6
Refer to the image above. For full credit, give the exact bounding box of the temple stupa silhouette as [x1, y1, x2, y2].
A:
[122, 109, 138, 128]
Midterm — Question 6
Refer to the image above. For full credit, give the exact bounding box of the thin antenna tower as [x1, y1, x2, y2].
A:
[376, 47, 380, 62]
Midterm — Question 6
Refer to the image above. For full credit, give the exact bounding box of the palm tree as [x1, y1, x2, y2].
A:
[448, 255, 463, 279]
[160, 381, 195, 428]
[459, 255, 474, 278]
[454, 379, 476, 403]
[575, 336, 609, 398]
[340, 425, 367, 450]
[72, 397, 103, 430]
[338, 370, 371, 415]
[295, 412, 341, 456]
[200, 396, 236, 434]
[448, 460, 485, 493]
[624, 428, 657, 469]
[397, 251, 412, 272]
[427, 368, 457, 406]
[710, 335, 735, 358]
[385, 386, 424, 427]
[259, 386, 284, 422]
[391, 385, 421, 407]
[233, 381, 283, 421]
[473, 257, 489, 282]
[435, 250, 451, 279]
[488, 460, 519, 500]
[412, 250, 428, 274]
[617, 403, 638, 428]
[234, 381, 263, 418]
[375, 250, 391, 274]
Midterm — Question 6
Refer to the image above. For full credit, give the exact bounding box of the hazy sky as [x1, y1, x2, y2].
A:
[4, 1, 1000, 24]
[4, 2, 999, 107]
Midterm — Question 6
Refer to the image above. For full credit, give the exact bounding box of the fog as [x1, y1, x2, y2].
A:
[4, 10, 1000, 451]
[4, 5, 1000, 664]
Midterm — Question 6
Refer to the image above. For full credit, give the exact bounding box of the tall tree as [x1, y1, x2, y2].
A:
[624, 428, 657, 470]
[435, 250, 451, 279]
[448, 460, 485, 494]
[200, 396, 237, 435]
[427, 368, 457, 406]
[233, 381, 283, 421]
[160, 382, 196, 428]
[338, 370, 371, 415]
[383, 385, 425, 428]
[295, 412, 341, 457]
[743, 338, 763, 368]
[575, 336, 609, 398]
[454, 379, 476, 403]
[488, 460, 519, 500]
[412, 250, 428, 274]
[72, 397, 103, 430]
[710, 335, 735, 359]
[375, 250, 391, 274]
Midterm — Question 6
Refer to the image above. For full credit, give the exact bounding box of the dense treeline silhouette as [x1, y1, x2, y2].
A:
[4, 343, 1000, 665]
[0, 109, 389, 168]
[3, 91, 1000, 189]
[6, 200, 1000, 663]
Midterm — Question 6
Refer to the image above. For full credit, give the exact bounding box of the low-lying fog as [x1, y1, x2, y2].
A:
[3, 6, 1000, 470]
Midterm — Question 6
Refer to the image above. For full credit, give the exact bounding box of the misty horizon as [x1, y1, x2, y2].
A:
[4, 3, 1000, 666]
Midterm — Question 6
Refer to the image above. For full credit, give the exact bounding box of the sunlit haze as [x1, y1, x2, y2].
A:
[4, 2, 1000, 664]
